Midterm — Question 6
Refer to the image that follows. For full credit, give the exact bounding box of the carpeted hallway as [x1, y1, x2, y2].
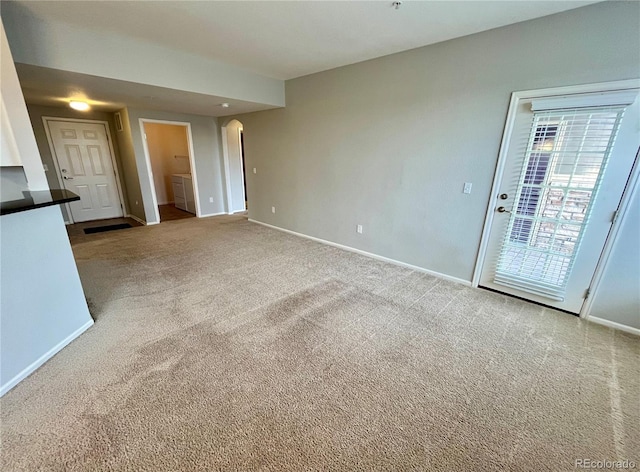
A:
[1, 215, 638, 471]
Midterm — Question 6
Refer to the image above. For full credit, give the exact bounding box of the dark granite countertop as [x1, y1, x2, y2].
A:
[1, 189, 80, 216]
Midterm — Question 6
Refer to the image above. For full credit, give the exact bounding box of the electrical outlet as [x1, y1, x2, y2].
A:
[463, 182, 473, 194]
[135, 200, 139, 205]
[356, 224, 363, 234]
[272, 206, 276, 214]
[253, 168, 257, 174]
[209, 197, 214, 203]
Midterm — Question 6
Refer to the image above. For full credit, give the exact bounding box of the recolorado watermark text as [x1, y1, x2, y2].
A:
[575, 459, 636, 470]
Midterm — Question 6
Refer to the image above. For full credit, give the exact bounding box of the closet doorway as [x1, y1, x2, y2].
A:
[140, 120, 200, 222]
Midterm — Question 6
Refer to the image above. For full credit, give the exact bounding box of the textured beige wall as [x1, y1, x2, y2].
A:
[114, 108, 145, 221]
[0, 21, 92, 396]
[231, 2, 640, 327]
[589, 193, 640, 330]
[1, 3, 284, 108]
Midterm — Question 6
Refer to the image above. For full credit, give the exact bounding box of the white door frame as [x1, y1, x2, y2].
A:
[221, 120, 246, 214]
[42, 117, 126, 224]
[472, 79, 640, 320]
[138, 119, 201, 224]
[237, 127, 247, 211]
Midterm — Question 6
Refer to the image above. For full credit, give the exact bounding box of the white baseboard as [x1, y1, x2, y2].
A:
[248, 220, 640, 334]
[199, 212, 227, 218]
[126, 214, 147, 226]
[587, 316, 640, 336]
[0, 319, 94, 397]
[248, 219, 471, 287]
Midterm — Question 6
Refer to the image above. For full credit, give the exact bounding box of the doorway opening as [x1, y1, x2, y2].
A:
[140, 120, 200, 223]
[222, 119, 247, 214]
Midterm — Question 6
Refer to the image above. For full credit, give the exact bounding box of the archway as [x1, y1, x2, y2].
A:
[221, 119, 247, 213]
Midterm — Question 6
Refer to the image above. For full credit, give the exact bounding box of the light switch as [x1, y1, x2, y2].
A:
[463, 182, 472, 194]
[253, 168, 257, 174]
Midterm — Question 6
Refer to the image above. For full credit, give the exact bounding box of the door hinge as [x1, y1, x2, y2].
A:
[611, 210, 618, 224]
[584, 288, 591, 299]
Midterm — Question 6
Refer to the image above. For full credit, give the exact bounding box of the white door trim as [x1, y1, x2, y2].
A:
[221, 123, 234, 214]
[237, 127, 247, 211]
[221, 120, 247, 214]
[472, 78, 640, 320]
[42, 117, 126, 224]
[138, 119, 201, 224]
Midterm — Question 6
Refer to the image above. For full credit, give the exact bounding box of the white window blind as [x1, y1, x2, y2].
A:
[531, 90, 638, 111]
[494, 105, 626, 300]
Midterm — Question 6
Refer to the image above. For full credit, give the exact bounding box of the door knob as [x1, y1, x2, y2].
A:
[497, 206, 510, 213]
[61, 169, 68, 173]
[63, 176, 74, 180]
[499, 193, 508, 200]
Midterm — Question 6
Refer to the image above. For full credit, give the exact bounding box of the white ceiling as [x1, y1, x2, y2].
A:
[10, 0, 600, 80]
[9, 0, 601, 116]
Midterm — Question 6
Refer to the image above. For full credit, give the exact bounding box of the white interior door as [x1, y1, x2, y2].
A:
[479, 89, 639, 314]
[47, 120, 123, 222]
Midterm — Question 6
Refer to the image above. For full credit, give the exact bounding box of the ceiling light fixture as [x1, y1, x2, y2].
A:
[220, 103, 230, 108]
[69, 100, 90, 111]
[392, 1, 402, 10]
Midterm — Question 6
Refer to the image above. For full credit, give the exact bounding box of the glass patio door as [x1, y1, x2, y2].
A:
[479, 89, 639, 314]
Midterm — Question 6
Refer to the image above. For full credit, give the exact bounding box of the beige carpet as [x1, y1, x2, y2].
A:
[1, 215, 638, 471]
